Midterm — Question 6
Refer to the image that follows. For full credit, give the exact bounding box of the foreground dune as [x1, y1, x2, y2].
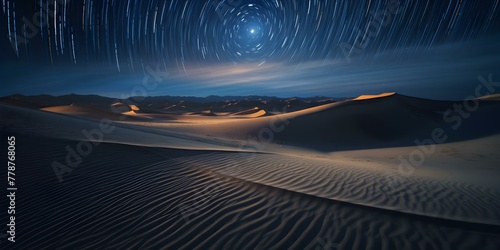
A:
[2, 135, 498, 250]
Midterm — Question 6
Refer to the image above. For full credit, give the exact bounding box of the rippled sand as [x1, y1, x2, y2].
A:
[9, 139, 500, 250]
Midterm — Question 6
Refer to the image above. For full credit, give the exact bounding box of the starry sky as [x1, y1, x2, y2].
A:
[1, 0, 499, 99]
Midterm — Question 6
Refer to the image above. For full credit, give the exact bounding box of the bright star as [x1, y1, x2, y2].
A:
[250, 29, 255, 34]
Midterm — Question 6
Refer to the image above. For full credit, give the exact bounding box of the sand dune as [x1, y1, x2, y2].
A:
[2, 99, 500, 225]
[1, 93, 500, 249]
[40, 105, 128, 120]
[1, 135, 498, 250]
[41, 105, 95, 115]
[353, 92, 396, 100]
[121, 110, 155, 120]
[479, 93, 500, 101]
[1, 104, 239, 151]
[122, 110, 138, 116]
[228, 107, 268, 117]
[0, 94, 337, 114]
[129, 104, 140, 111]
[172, 150, 500, 225]
[171, 93, 500, 151]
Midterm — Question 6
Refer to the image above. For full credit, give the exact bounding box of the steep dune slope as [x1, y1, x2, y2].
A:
[182, 93, 500, 151]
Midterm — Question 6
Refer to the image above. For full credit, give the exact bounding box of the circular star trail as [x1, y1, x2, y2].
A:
[2, 0, 500, 72]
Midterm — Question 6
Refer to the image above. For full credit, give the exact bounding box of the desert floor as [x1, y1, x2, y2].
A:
[1, 93, 500, 249]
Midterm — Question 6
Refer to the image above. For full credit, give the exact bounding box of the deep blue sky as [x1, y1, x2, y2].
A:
[1, 0, 500, 99]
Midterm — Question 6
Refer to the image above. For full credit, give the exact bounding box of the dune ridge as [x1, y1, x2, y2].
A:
[353, 92, 396, 100]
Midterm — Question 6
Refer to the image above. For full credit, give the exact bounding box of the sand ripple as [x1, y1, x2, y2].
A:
[6, 138, 500, 250]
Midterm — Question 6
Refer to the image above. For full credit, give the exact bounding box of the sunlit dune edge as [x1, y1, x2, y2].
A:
[353, 92, 397, 100]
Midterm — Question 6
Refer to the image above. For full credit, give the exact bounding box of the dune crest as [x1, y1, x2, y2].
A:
[478, 93, 500, 101]
[129, 104, 140, 111]
[41, 105, 90, 115]
[122, 110, 137, 116]
[353, 92, 396, 100]
[230, 107, 267, 117]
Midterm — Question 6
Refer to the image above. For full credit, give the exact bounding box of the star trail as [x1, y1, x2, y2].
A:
[1, 0, 500, 98]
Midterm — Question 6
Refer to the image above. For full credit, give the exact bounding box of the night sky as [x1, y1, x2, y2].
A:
[1, 0, 499, 99]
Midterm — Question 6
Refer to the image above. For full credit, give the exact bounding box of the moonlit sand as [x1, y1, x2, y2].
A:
[1, 93, 500, 249]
